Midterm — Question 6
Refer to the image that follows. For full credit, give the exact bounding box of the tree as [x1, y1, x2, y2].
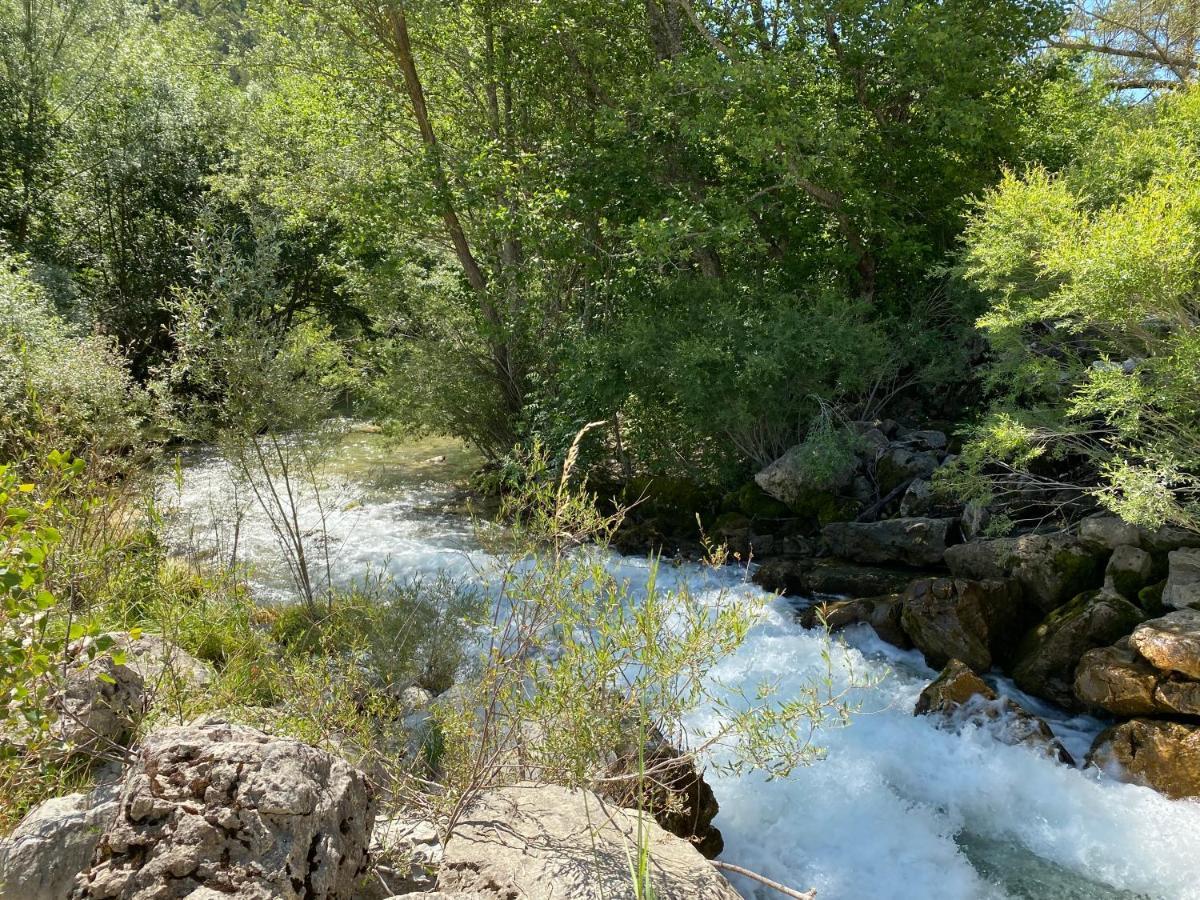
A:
[958, 86, 1200, 530]
[1052, 0, 1200, 92]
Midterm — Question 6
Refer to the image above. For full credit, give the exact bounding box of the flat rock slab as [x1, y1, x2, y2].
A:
[1130, 609, 1200, 679]
[437, 784, 740, 900]
[823, 517, 957, 567]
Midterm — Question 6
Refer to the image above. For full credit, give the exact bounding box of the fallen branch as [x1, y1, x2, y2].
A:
[710, 859, 817, 899]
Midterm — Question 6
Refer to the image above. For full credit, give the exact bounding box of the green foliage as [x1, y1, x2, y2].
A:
[0, 253, 145, 461]
[961, 86, 1200, 530]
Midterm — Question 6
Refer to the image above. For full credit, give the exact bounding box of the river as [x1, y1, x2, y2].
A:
[159, 430, 1200, 900]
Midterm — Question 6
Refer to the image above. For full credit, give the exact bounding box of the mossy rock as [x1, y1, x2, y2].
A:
[1138, 580, 1167, 617]
[731, 481, 792, 520]
[786, 486, 859, 527]
[622, 476, 717, 532]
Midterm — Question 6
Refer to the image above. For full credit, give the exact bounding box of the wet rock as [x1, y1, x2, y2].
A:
[1012, 591, 1145, 709]
[798, 595, 910, 649]
[1162, 548, 1200, 610]
[72, 721, 375, 899]
[1104, 545, 1154, 602]
[1129, 609, 1200, 679]
[1089, 719, 1200, 799]
[900, 578, 1029, 672]
[823, 517, 958, 567]
[437, 784, 741, 900]
[751, 558, 919, 598]
[1074, 644, 1162, 716]
[604, 727, 723, 859]
[0, 783, 120, 900]
[915, 659, 1074, 764]
[944, 534, 1107, 613]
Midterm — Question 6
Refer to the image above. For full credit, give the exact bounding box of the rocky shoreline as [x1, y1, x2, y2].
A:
[692, 420, 1200, 802]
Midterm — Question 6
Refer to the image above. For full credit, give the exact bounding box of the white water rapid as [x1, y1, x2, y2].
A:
[160, 432, 1200, 900]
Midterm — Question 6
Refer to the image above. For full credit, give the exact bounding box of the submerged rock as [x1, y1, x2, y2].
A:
[1012, 590, 1145, 709]
[436, 784, 741, 900]
[72, 721, 375, 899]
[944, 534, 1106, 613]
[1128, 609, 1200, 679]
[915, 659, 1074, 765]
[900, 578, 1029, 672]
[1089, 719, 1200, 799]
[823, 517, 958, 567]
[0, 783, 120, 900]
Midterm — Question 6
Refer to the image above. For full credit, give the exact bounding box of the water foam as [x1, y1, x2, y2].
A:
[162, 446, 1200, 900]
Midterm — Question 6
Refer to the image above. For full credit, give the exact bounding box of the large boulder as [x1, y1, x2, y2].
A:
[0, 783, 120, 900]
[822, 517, 958, 567]
[915, 659, 1073, 764]
[1089, 719, 1200, 799]
[754, 444, 856, 511]
[798, 595, 910, 649]
[1128, 609, 1200, 679]
[1079, 515, 1146, 551]
[1162, 549, 1200, 610]
[944, 534, 1106, 613]
[900, 578, 1029, 672]
[436, 784, 741, 900]
[1074, 644, 1163, 716]
[72, 722, 375, 899]
[1011, 591, 1145, 709]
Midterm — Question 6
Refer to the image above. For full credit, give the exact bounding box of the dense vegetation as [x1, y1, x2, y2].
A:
[3, 0, 1200, 869]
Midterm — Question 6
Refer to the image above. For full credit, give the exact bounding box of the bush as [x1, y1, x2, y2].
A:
[960, 87, 1200, 530]
[0, 254, 144, 462]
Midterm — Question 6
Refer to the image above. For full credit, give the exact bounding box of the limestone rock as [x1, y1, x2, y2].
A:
[0, 783, 120, 900]
[754, 443, 856, 509]
[72, 722, 374, 899]
[1129, 609, 1200, 679]
[900, 578, 1029, 672]
[1012, 591, 1145, 709]
[1089, 719, 1200, 799]
[1162, 548, 1200, 610]
[914, 660, 1073, 764]
[52, 654, 145, 756]
[945, 534, 1106, 613]
[369, 816, 442, 897]
[874, 447, 940, 494]
[1104, 545, 1154, 602]
[823, 517, 958, 567]
[436, 784, 741, 900]
[77, 633, 212, 694]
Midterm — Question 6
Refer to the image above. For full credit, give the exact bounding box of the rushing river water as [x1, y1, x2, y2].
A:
[160, 431, 1200, 900]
